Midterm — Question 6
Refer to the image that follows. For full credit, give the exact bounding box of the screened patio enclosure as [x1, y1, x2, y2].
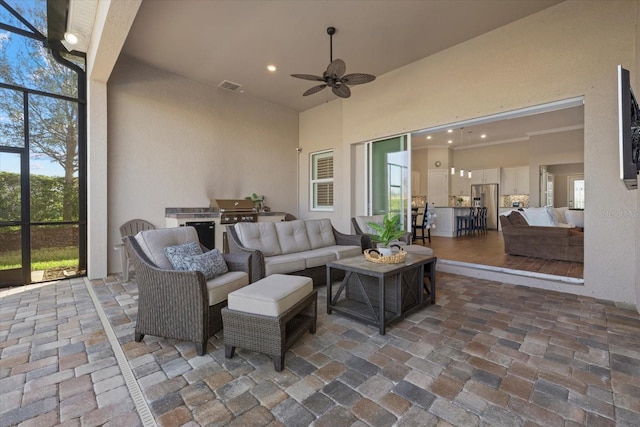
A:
[0, 0, 86, 287]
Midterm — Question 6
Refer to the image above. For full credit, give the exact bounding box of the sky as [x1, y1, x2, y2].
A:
[1, 0, 69, 178]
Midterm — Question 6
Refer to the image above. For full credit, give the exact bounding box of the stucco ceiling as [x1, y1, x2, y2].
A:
[120, 0, 564, 113]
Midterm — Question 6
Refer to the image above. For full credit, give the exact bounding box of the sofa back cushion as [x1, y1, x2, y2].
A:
[305, 219, 337, 249]
[135, 226, 199, 269]
[275, 220, 312, 253]
[233, 222, 282, 256]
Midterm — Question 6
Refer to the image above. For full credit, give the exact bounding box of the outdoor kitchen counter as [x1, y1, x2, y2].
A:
[165, 208, 287, 252]
[165, 207, 287, 219]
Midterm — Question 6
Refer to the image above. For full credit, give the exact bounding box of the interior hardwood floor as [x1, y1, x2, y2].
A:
[416, 229, 584, 279]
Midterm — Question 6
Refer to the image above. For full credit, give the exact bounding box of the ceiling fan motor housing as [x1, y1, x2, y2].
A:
[290, 26, 375, 99]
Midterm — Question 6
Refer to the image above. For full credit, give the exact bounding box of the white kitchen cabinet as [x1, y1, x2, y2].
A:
[428, 169, 449, 206]
[470, 168, 500, 185]
[500, 166, 529, 194]
[451, 173, 471, 196]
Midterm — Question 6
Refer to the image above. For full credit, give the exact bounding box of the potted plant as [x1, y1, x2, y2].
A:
[367, 213, 407, 256]
[456, 197, 464, 206]
[245, 193, 265, 211]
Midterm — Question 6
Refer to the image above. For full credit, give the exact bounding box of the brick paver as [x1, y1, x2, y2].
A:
[2, 272, 640, 426]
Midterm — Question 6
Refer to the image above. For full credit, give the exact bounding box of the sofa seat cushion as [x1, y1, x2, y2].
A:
[135, 227, 200, 269]
[206, 271, 249, 306]
[227, 274, 313, 316]
[234, 222, 282, 256]
[403, 245, 434, 256]
[305, 219, 337, 249]
[327, 245, 362, 259]
[264, 254, 307, 276]
[299, 248, 337, 269]
[275, 220, 312, 253]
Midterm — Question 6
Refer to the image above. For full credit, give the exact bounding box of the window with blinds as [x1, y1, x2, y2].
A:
[311, 150, 334, 210]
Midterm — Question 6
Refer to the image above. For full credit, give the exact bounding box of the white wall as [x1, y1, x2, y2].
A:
[85, 0, 142, 279]
[106, 57, 299, 273]
[299, 0, 638, 305]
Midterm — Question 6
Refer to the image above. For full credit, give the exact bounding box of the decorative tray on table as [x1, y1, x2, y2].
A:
[364, 248, 407, 264]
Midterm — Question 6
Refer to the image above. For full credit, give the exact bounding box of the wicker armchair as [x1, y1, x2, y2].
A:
[124, 234, 251, 356]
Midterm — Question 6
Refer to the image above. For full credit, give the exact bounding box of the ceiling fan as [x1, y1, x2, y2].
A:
[291, 27, 376, 99]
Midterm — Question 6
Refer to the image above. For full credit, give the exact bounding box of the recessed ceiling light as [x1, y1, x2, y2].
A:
[267, 65, 277, 72]
[426, 135, 432, 140]
[447, 129, 453, 133]
[64, 32, 78, 45]
[447, 140, 453, 144]
[481, 134, 487, 138]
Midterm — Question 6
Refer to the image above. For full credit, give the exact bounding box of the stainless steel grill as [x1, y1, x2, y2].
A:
[215, 199, 258, 224]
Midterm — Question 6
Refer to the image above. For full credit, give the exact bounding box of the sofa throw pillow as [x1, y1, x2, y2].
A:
[182, 249, 229, 280]
[564, 210, 584, 228]
[164, 241, 203, 270]
[522, 207, 555, 226]
[552, 207, 568, 224]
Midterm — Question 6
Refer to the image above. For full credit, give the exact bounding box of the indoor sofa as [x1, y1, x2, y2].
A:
[226, 218, 364, 285]
[499, 210, 583, 262]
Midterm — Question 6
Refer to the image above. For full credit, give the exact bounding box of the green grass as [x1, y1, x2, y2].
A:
[0, 246, 78, 270]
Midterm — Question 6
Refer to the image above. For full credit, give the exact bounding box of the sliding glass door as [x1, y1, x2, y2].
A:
[366, 135, 411, 229]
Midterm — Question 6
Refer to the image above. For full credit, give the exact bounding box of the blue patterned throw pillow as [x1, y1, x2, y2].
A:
[164, 241, 203, 270]
[182, 249, 228, 280]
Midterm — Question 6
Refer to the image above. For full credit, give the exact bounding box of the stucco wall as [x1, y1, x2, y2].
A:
[106, 57, 299, 274]
[299, 0, 638, 304]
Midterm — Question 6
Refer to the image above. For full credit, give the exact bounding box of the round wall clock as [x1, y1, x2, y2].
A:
[435, 161, 441, 167]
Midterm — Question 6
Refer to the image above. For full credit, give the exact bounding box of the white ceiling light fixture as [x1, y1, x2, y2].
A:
[60, 0, 98, 53]
[267, 64, 277, 72]
[64, 32, 78, 45]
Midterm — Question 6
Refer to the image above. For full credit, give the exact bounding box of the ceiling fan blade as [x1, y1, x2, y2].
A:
[303, 84, 327, 96]
[326, 59, 346, 78]
[291, 74, 324, 81]
[332, 84, 351, 98]
[341, 73, 376, 85]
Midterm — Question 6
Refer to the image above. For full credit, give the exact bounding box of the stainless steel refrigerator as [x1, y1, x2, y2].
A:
[471, 184, 499, 230]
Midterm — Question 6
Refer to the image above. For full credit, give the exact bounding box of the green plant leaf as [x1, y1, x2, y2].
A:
[366, 213, 406, 247]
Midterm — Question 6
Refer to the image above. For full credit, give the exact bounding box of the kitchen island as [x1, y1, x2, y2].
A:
[431, 206, 474, 237]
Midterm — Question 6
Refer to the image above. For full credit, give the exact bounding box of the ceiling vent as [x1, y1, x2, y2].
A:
[218, 80, 243, 92]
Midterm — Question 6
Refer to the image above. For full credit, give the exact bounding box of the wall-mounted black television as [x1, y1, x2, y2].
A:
[617, 65, 639, 190]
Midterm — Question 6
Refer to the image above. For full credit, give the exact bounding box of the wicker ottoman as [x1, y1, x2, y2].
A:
[221, 274, 317, 371]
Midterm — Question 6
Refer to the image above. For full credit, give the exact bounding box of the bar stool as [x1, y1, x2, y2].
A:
[456, 208, 475, 236]
[477, 207, 488, 234]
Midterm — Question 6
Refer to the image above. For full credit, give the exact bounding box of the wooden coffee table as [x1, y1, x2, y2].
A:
[326, 253, 436, 334]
